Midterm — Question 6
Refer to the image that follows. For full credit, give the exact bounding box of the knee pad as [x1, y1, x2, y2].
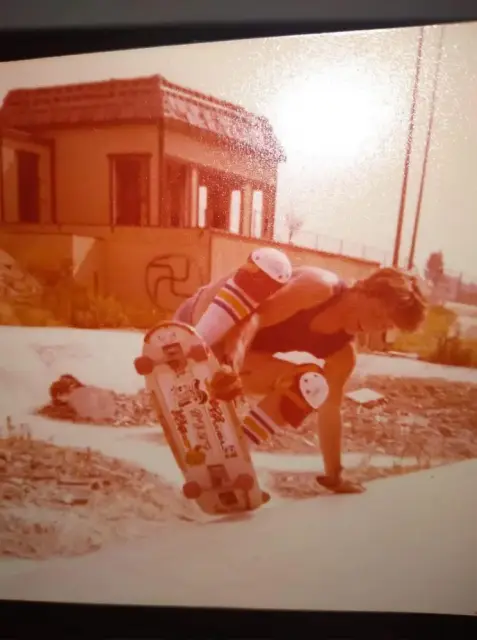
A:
[279, 364, 329, 428]
[233, 248, 292, 304]
[248, 247, 292, 285]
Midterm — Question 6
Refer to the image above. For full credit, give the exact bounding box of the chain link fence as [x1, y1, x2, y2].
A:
[276, 228, 392, 265]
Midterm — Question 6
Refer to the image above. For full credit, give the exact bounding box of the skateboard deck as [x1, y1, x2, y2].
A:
[134, 320, 268, 516]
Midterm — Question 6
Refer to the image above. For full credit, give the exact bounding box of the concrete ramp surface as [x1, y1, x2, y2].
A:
[1, 459, 475, 616]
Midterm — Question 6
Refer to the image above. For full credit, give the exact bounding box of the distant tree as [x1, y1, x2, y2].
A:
[424, 251, 445, 287]
[284, 208, 305, 244]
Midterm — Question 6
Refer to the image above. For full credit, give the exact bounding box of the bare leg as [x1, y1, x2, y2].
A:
[240, 351, 298, 397]
[239, 351, 329, 444]
[240, 351, 364, 494]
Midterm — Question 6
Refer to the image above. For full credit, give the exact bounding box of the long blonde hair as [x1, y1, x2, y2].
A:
[353, 267, 427, 331]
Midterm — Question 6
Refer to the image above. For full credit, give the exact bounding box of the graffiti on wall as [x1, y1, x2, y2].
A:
[145, 254, 205, 313]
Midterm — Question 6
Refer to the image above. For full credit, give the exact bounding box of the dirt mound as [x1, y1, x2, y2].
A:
[0, 425, 202, 560]
[36, 374, 477, 463]
[37, 373, 157, 427]
[253, 375, 477, 463]
[340, 375, 477, 461]
[37, 388, 157, 427]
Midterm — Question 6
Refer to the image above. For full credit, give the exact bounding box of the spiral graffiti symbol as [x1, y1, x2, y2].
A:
[145, 254, 204, 313]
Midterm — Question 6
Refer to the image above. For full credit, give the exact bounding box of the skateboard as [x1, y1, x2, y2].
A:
[134, 320, 269, 516]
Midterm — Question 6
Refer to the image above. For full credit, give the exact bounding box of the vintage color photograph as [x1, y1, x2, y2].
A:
[0, 23, 476, 615]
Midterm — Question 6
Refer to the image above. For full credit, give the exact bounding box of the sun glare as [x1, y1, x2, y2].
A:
[270, 66, 395, 171]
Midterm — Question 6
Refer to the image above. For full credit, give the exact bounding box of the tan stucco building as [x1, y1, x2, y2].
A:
[0, 74, 380, 324]
[0, 75, 284, 233]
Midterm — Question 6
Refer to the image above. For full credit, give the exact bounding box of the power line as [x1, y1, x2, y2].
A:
[407, 25, 446, 271]
[392, 26, 425, 268]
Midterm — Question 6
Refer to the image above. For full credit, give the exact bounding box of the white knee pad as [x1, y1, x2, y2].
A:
[298, 370, 329, 409]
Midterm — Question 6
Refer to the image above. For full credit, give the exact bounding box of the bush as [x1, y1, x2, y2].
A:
[0, 302, 20, 326]
[391, 304, 457, 358]
[125, 306, 171, 330]
[0, 260, 169, 331]
[15, 305, 61, 327]
[71, 293, 131, 329]
[427, 335, 477, 368]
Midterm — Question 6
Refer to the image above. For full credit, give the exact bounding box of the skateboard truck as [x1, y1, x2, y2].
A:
[234, 475, 270, 504]
[182, 478, 271, 505]
[134, 344, 209, 377]
[182, 472, 255, 501]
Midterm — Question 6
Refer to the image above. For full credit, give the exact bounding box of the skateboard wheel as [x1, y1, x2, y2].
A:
[134, 356, 155, 376]
[182, 481, 202, 500]
[261, 490, 271, 504]
[234, 473, 254, 491]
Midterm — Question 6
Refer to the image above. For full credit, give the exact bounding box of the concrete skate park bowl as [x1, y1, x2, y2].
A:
[0, 326, 476, 615]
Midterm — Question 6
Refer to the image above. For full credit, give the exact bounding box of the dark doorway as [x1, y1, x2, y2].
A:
[164, 159, 187, 227]
[111, 154, 150, 226]
[17, 150, 40, 223]
[198, 167, 241, 231]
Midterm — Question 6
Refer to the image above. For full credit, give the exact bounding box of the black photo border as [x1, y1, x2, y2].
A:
[1, 1, 476, 637]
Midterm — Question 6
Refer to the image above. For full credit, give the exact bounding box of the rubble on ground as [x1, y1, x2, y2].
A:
[37, 385, 157, 427]
[36, 374, 477, 463]
[0, 423, 202, 560]
[345, 388, 385, 407]
[267, 463, 427, 500]
[340, 375, 477, 461]
[3, 372, 477, 560]
[254, 375, 477, 462]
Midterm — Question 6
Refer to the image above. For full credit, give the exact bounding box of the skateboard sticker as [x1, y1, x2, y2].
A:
[171, 379, 208, 408]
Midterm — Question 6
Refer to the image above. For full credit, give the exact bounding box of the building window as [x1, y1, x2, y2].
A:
[251, 189, 263, 238]
[197, 167, 243, 232]
[197, 185, 207, 228]
[163, 158, 188, 227]
[16, 150, 40, 223]
[229, 190, 241, 234]
[109, 154, 150, 226]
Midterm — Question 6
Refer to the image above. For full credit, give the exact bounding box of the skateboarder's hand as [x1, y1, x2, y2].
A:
[209, 365, 243, 402]
[316, 474, 366, 494]
[221, 314, 260, 374]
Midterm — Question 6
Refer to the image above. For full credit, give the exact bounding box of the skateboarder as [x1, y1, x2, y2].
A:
[174, 249, 427, 494]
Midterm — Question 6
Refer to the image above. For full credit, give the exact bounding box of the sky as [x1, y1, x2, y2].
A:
[1, 22, 477, 279]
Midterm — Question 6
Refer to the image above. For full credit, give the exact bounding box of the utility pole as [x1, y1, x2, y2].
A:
[407, 25, 446, 271]
[392, 26, 425, 268]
